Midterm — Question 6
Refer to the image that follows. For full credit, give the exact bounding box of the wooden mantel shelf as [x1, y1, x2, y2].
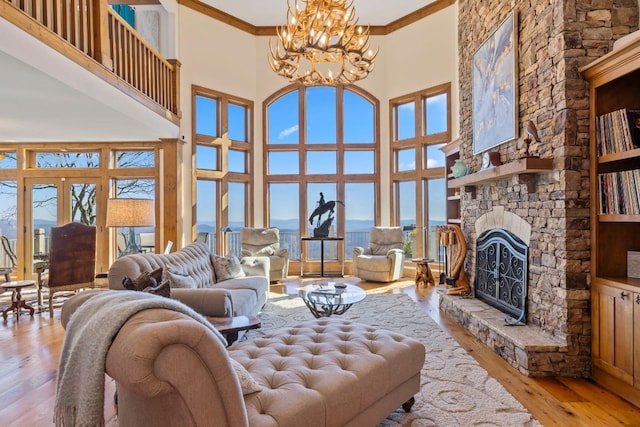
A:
[448, 157, 553, 196]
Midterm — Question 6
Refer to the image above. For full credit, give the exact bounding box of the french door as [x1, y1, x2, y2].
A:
[23, 178, 106, 278]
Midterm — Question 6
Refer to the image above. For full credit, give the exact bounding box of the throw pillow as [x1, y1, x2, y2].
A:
[211, 254, 246, 282]
[122, 267, 163, 292]
[163, 265, 197, 289]
[230, 358, 262, 395]
[255, 246, 275, 256]
[142, 280, 171, 298]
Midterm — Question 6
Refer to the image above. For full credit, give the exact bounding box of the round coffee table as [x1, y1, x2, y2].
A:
[299, 282, 366, 318]
[1, 280, 36, 320]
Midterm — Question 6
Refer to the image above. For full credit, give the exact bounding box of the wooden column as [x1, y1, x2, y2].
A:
[160, 138, 184, 249]
[92, 0, 113, 70]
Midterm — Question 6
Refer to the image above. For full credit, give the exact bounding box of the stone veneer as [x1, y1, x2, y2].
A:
[444, 0, 638, 377]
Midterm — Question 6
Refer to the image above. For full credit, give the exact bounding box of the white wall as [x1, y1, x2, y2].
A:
[175, 3, 458, 236]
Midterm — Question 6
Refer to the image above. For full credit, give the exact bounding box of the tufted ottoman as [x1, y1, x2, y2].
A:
[228, 317, 426, 427]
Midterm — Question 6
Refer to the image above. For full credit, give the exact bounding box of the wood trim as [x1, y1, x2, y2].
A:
[178, 0, 456, 36]
[177, 0, 257, 34]
[385, 0, 456, 34]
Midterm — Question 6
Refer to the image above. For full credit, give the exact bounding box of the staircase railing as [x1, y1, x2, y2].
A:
[1, 0, 180, 120]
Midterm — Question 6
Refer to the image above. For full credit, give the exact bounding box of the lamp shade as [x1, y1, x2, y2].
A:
[106, 198, 155, 228]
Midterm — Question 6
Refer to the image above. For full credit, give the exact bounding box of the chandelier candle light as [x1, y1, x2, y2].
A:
[269, 0, 378, 86]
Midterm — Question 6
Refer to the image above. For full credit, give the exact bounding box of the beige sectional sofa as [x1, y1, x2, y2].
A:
[108, 242, 269, 317]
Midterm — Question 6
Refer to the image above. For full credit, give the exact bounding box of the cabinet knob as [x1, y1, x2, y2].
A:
[636, 295, 640, 305]
[621, 291, 628, 300]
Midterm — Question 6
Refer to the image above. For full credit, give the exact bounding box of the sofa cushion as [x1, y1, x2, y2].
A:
[211, 255, 246, 282]
[230, 358, 262, 395]
[354, 255, 392, 272]
[142, 280, 171, 298]
[164, 265, 197, 289]
[122, 267, 163, 292]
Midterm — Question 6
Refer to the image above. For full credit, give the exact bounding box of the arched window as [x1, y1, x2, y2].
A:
[264, 85, 379, 271]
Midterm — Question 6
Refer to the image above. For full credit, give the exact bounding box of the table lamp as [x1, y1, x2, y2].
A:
[106, 198, 155, 256]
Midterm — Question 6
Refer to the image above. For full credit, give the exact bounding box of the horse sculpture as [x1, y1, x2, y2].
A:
[308, 192, 345, 238]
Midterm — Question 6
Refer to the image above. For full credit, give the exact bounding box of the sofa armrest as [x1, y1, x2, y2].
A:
[240, 256, 270, 281]
[274, 248, 288, 259]
[171, 288, 233, 317]
[106, 310, 249, 427]
[387, 249, 405, 281]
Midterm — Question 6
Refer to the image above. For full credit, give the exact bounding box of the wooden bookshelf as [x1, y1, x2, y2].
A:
[581, 35, 640, 407]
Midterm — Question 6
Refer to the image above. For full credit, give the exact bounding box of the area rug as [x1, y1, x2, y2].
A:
[246, 293, 541, 427]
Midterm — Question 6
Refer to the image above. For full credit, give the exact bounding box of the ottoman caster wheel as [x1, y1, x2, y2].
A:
[402, 397, 415, 412]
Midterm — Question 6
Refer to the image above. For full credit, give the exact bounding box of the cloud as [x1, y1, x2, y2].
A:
[398, 103, 415, 112]
[279, 125, 299, 139]
[426, 158, 439, 168]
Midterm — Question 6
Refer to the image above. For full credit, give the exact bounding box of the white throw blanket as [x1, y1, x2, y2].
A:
[54, 290, 226, 427]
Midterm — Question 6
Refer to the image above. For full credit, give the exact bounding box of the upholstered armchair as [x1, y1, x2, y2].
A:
[240, 228, 289, 282]
[352, 227, 405, 282]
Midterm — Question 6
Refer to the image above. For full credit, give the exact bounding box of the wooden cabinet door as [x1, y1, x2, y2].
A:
[634, 292, 640, 388]
[594, 284, 634, 385]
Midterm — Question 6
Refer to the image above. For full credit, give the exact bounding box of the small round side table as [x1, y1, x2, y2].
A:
[1, 280, 36, 320]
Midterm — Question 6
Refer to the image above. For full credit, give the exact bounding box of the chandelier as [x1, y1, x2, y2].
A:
[269, 0, 378, 86]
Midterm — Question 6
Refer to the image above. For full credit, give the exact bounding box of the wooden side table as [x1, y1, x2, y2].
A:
[411, 258, 435, 288]
[1, 280, 36, 320]
[207, 315, 261, 345]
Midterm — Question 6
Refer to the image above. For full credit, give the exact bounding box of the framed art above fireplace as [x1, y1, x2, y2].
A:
[472, 11, 518, 154]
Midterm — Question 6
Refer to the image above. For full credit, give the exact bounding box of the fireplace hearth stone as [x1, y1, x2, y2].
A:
[439, 292, 571, 377]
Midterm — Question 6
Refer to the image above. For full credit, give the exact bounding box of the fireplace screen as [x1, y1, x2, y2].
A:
[474, 228, 528, 325]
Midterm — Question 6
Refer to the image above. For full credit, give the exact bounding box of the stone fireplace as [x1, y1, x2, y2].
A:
[440, 207, 571, 377]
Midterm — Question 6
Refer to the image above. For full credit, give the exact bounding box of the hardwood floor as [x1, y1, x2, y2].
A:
[2, 278, 640, 426]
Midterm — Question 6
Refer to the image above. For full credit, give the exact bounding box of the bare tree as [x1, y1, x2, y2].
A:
[0, 150, 156, 227]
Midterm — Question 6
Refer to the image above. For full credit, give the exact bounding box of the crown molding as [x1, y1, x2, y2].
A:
[178, 0, 456, 36]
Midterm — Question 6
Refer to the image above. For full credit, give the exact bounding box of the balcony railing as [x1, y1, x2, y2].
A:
[1, 0, 180, 119]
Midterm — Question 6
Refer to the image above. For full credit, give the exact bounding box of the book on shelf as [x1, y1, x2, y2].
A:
[596, 108, 640, 156]
[598, 169, 640, 214]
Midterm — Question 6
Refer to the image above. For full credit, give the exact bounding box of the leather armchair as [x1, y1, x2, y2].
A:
[240, 227, 289, 282]
[353, 227, 405, 282]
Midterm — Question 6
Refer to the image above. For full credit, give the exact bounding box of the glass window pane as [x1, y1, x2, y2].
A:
[307, 151, 336, 174]
[396, 101, 415, 141]
[345, 182, 374, 257]
[306, 87, 336, 144]
[0, 181, 17, 278]
[36, 152, 100, 168]
[32, 183, 57, 263]
[196, 95, 218, 137]
[70, 183, 97, 225]
[268, 91, 299, 144]
[307, 182, 342, 241]
[427, 178, 446, 260]
[268, 152, 299, 175]
[0, 152, 16, 168]
[228, 181, 246, 238]
[344, 151, 374, 174]
[196, 145, 218, 170]
[115, 151, 155, 168]
[228, 103, 247, 142]
[196, 180, 216, 253]
[397, 180, 416, 229]
[397, 148, 416, 172]
[344, 91, 374, 143]
[425, 93, 448, 135]
[228, 150, 246, 173]
[269, 183, 299, 260]
[425, 144, 446, 169]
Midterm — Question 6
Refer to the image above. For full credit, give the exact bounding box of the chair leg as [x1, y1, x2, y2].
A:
[49, 292, 54, 318]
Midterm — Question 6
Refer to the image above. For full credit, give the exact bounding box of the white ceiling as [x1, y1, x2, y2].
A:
[204, 0, 437, 27]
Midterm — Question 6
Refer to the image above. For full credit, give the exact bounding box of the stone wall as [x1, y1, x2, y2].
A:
[454, 0, 638, 376]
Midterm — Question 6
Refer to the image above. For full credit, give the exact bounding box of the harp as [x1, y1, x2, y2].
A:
[438, 224, 470, 295]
